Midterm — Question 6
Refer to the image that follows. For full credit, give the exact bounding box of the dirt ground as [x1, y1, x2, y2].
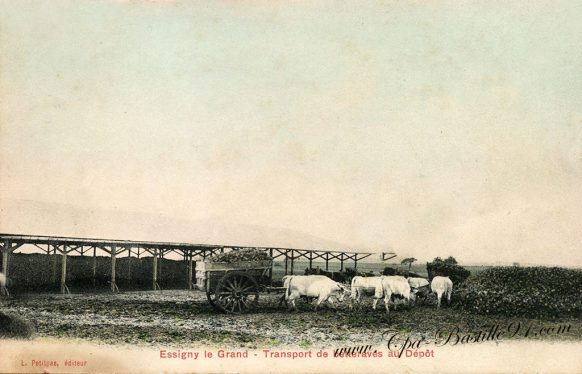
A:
[1, 290, 581, 349]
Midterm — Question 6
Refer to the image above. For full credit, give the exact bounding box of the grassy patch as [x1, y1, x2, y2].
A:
[267, 338, 281, 346]
[299, 340, 312, 349]
[0, 311, 35, 339]
[3, 291, 581, 349]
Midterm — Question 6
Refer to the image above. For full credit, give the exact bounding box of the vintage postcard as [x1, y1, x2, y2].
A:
[1, 1, 581, 373]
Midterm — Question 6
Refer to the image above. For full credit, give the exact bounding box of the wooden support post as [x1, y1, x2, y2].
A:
[325, 253, 329, 271]
[92, 246, 97, 287]
[111, 245, 118, 292]
[269, 249, 273, 285]
[152, 250, 159, 290]
[127, 247, 132, 284]
[340, 253, 344, 272]
[52, 245, 57, 284]
[45, 244, 51, 287]
[1, 250, 8, 279]
[1, 249, 9, 296]
[284, 251, 288, 275]
[60, 247, 68, 294]
[309, 252, 313, 270]
[193, 258, 197, 289]
[354, 254, 358, 269]
[158, 250, 163, 285]
[290, 250, 295, 275]
[187, 253, 193, 290]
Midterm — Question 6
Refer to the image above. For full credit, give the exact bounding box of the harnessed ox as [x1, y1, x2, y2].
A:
[285, 275, 347, 311]
[430, 276, 453, 308]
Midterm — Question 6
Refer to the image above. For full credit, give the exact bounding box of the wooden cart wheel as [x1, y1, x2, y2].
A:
[214, 272, 260, 313]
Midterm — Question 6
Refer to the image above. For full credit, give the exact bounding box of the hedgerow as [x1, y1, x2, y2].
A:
[382, 267, 423, 278]
[456, 266, 582, 318]
[426, 257, 470, 285]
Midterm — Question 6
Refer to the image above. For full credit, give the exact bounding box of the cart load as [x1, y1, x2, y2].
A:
[196, 249, 273, 313]
[206, 248, 272, 263]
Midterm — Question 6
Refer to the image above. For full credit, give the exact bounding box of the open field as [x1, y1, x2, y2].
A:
[1, 290, 580, 349]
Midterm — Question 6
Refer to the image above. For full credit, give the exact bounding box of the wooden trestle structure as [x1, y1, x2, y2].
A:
[0, 234, 395, 295]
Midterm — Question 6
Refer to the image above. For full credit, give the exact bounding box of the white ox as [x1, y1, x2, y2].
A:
[375, 276, 412, 314]
[408, 277, 429, 289]
[430, 276, 453, 308]
[350, 276, 383, 306]
[282, 275, 294, 290]
[285, 275, 347, 311]
[278, 275, 298, 307]
[408, 277, 430, 305]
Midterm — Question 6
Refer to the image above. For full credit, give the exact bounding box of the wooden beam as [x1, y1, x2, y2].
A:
[152, 250, 160, 290]
[52, 245, 57, 284]
[1, 250, 8, 278]
[269, 248, 274, 285]
[92, 246, 97, 288]
[6, 243, 23, 253]
[271, 249, 287, 260]
[309, 252, 327, 261]
[290, 250, 308, 261]
[1, 249, 9, 296]
[111, 244, 118, 292]
[381, 252, 397, 261]
[60, 247, 68, 294]
[158, 250, 163, 285]
[187, 253, 193, 290]
[127, 247, 132, 284]
[0, 234, 376, 258]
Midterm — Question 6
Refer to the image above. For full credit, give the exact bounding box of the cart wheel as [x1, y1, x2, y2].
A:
[215, 272, 260, 314]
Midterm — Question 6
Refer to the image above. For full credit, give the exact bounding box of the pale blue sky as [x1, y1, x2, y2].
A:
[1, 1, 581, 265]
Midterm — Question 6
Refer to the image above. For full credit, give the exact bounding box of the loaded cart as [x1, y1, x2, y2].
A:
[196, 259, 273, 313]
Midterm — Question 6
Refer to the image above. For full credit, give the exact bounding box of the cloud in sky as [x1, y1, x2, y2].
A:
[1, 1, 581, 265]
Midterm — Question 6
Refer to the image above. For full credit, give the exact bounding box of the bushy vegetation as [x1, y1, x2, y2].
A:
[382, 267, 423, 278]
[0, 312, 35, 339]
[208, 248, 272, 263]
[456, 266, 582, 318]
[426, 256, 470, 285]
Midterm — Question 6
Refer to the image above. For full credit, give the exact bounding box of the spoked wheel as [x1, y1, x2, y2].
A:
[215, 271, 259, 314]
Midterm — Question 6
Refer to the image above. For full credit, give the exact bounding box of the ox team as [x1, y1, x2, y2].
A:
[282, 273, 454, 313]
[0, 270, 453, 313]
